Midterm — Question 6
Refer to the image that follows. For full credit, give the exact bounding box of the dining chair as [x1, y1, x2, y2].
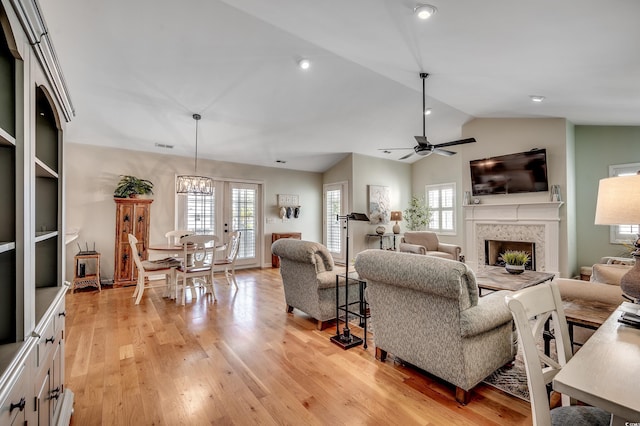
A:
[174, 234, 218, 304]
[128, 234, 175, 305]
[165, 229, 195, 246]
[214, 231, 241, 289]
[505, 282, 610, 426]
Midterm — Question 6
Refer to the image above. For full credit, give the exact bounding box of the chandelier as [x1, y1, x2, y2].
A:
[176, 114, 213, 195]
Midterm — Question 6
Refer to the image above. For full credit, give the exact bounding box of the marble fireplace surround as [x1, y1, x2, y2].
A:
[463, 202, 563, 275]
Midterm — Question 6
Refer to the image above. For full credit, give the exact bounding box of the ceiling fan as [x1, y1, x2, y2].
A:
[380, 72, 476, 160]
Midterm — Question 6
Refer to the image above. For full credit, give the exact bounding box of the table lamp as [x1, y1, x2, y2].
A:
[594, 174, 640, 302]
[390, 211, 403, 234]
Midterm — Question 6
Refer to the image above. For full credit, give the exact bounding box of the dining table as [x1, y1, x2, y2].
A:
[553, 301, 640, 425]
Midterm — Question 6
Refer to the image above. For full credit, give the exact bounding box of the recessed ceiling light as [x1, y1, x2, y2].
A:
[530, 95, 545, 103]
[424, 108, 432, 116]
[382, 150, 391, 154]
[414, 4, 437, 20]
[298, 59, 311, 70]
[276, 160, 287, 164]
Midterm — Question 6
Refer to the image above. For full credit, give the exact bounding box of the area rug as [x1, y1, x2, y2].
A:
[482, 350, 530, 401]
[483, 334, 558, 402]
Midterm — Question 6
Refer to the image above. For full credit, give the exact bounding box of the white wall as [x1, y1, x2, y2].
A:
[323, 154, 411, 262]
[64, 143, 323, 282]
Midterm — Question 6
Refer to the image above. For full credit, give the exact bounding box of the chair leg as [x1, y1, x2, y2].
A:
[375, 347, 387, 361]
[134, 275, 145, 305]
[229, 266, 238, 289]
[286, 305, 294, 313]
[455, 387, 471, 405]
[316, 320, 327, 330]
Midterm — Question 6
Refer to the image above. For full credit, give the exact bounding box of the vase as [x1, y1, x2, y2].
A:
[505, 264, 525, 275]
[376, 226, 385, 235]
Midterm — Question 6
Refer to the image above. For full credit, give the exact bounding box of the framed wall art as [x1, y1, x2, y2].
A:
[368, 185, 390, 224]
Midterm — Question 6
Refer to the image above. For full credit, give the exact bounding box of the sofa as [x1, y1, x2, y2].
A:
[271, 239, 361, 330]
[399, 231, 461, 261]
[355, 249, 516, 404]
[556, 259, 632, 307]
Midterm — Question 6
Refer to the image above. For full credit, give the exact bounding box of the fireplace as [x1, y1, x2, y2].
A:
[463, 202, 563, 275]
[485, 239, 536, 270]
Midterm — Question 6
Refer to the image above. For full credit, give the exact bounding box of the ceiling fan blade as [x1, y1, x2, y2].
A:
[414, 135, 430, 146]
[432, 137, 477, 148]
[399, 152, 414, 160]
[433, 148, 456, 156]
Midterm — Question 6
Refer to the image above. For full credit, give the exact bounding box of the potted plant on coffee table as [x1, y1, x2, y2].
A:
[501, 250, 530, 275]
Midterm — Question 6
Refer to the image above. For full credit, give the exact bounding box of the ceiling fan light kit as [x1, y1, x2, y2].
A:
[414, 4, 437, 19]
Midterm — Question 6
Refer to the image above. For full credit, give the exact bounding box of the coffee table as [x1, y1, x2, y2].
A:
[475, 266, 555, 295]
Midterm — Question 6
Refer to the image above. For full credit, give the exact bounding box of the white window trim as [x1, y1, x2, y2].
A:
[608, 163, 640, 244]
[323, 181, 348, 263]
[425, 182, 456, 236]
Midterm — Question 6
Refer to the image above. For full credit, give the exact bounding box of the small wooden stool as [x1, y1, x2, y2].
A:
[73, 252, 101, 292]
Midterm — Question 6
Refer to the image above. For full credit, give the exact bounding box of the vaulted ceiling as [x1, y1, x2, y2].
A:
[39, 0, 640, 172]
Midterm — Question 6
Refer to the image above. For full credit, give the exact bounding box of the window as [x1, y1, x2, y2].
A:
[179, 192, 215, 235]
[323, 182, 348, 262]
[609, 163, 640, 244]
[426, 182, 456, 234]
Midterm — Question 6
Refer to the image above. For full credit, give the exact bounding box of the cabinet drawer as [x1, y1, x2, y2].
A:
[53, 298, 66, 336]
[37, 320, 57, 368]
[0, 363, 27, 425]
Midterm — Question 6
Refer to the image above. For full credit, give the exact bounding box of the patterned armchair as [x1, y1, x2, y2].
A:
[399, 231, 461, 261]
[271, 239, 360, 330]
[355, 250, 516, 404]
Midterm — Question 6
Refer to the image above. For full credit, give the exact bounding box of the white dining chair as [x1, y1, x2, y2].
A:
[174, 234, 218, 304]
[505, 282, 610, 426]
[214, 231, 241, 289]
[165, 229, 195, 246]
[128, 234, 175, 305]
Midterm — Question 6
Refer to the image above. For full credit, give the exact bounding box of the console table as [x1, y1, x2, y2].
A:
[366, 233, 400, 250]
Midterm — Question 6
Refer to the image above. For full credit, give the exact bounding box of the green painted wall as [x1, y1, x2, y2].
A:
[575, 126, 640, 267]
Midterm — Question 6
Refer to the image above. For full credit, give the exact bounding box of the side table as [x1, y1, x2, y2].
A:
[366, 233, 400, 250]
[73, 252, 101, 292]
[330, 273, 369, 349]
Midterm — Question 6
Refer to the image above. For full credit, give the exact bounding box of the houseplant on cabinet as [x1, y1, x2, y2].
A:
[501, 250, 530, 274]
[114, 175, 154, 198]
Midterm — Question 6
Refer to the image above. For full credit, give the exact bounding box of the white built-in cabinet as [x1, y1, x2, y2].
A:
[0, 0, 74, 424]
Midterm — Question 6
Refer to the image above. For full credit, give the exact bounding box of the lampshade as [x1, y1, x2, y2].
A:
[176, 114, 213, 195]
[594, 173, 640, 302]
[390, 211, 403, 221]
[594, 174, 640, 225]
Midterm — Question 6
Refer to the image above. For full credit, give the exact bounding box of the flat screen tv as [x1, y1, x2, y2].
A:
[470, 149, 548, 196]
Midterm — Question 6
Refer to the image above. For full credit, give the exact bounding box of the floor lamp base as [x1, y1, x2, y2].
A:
[330, 333, 363, 350]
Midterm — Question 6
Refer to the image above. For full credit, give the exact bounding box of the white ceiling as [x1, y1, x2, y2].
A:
[38, 0, 640, 172]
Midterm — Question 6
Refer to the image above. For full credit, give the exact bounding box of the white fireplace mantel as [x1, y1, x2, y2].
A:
[464, 201, 563, 275]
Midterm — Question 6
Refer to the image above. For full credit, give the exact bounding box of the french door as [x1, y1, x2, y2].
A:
[177, 179, 262, 268]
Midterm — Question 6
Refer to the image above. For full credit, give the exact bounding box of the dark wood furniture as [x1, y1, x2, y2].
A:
[271, 232, 301, 267]
[114, 198, 153, 287]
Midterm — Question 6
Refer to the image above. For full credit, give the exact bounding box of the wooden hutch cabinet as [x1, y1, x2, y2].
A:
[113, 198, 152, 286]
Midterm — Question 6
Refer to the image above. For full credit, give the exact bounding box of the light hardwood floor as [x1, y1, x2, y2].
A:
[65, 268, 533, 425]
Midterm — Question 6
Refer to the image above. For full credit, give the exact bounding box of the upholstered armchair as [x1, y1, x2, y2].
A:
[271, 239, 361, 330]
[355, 250, 516, 404]
[399, 231, 461, 261]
